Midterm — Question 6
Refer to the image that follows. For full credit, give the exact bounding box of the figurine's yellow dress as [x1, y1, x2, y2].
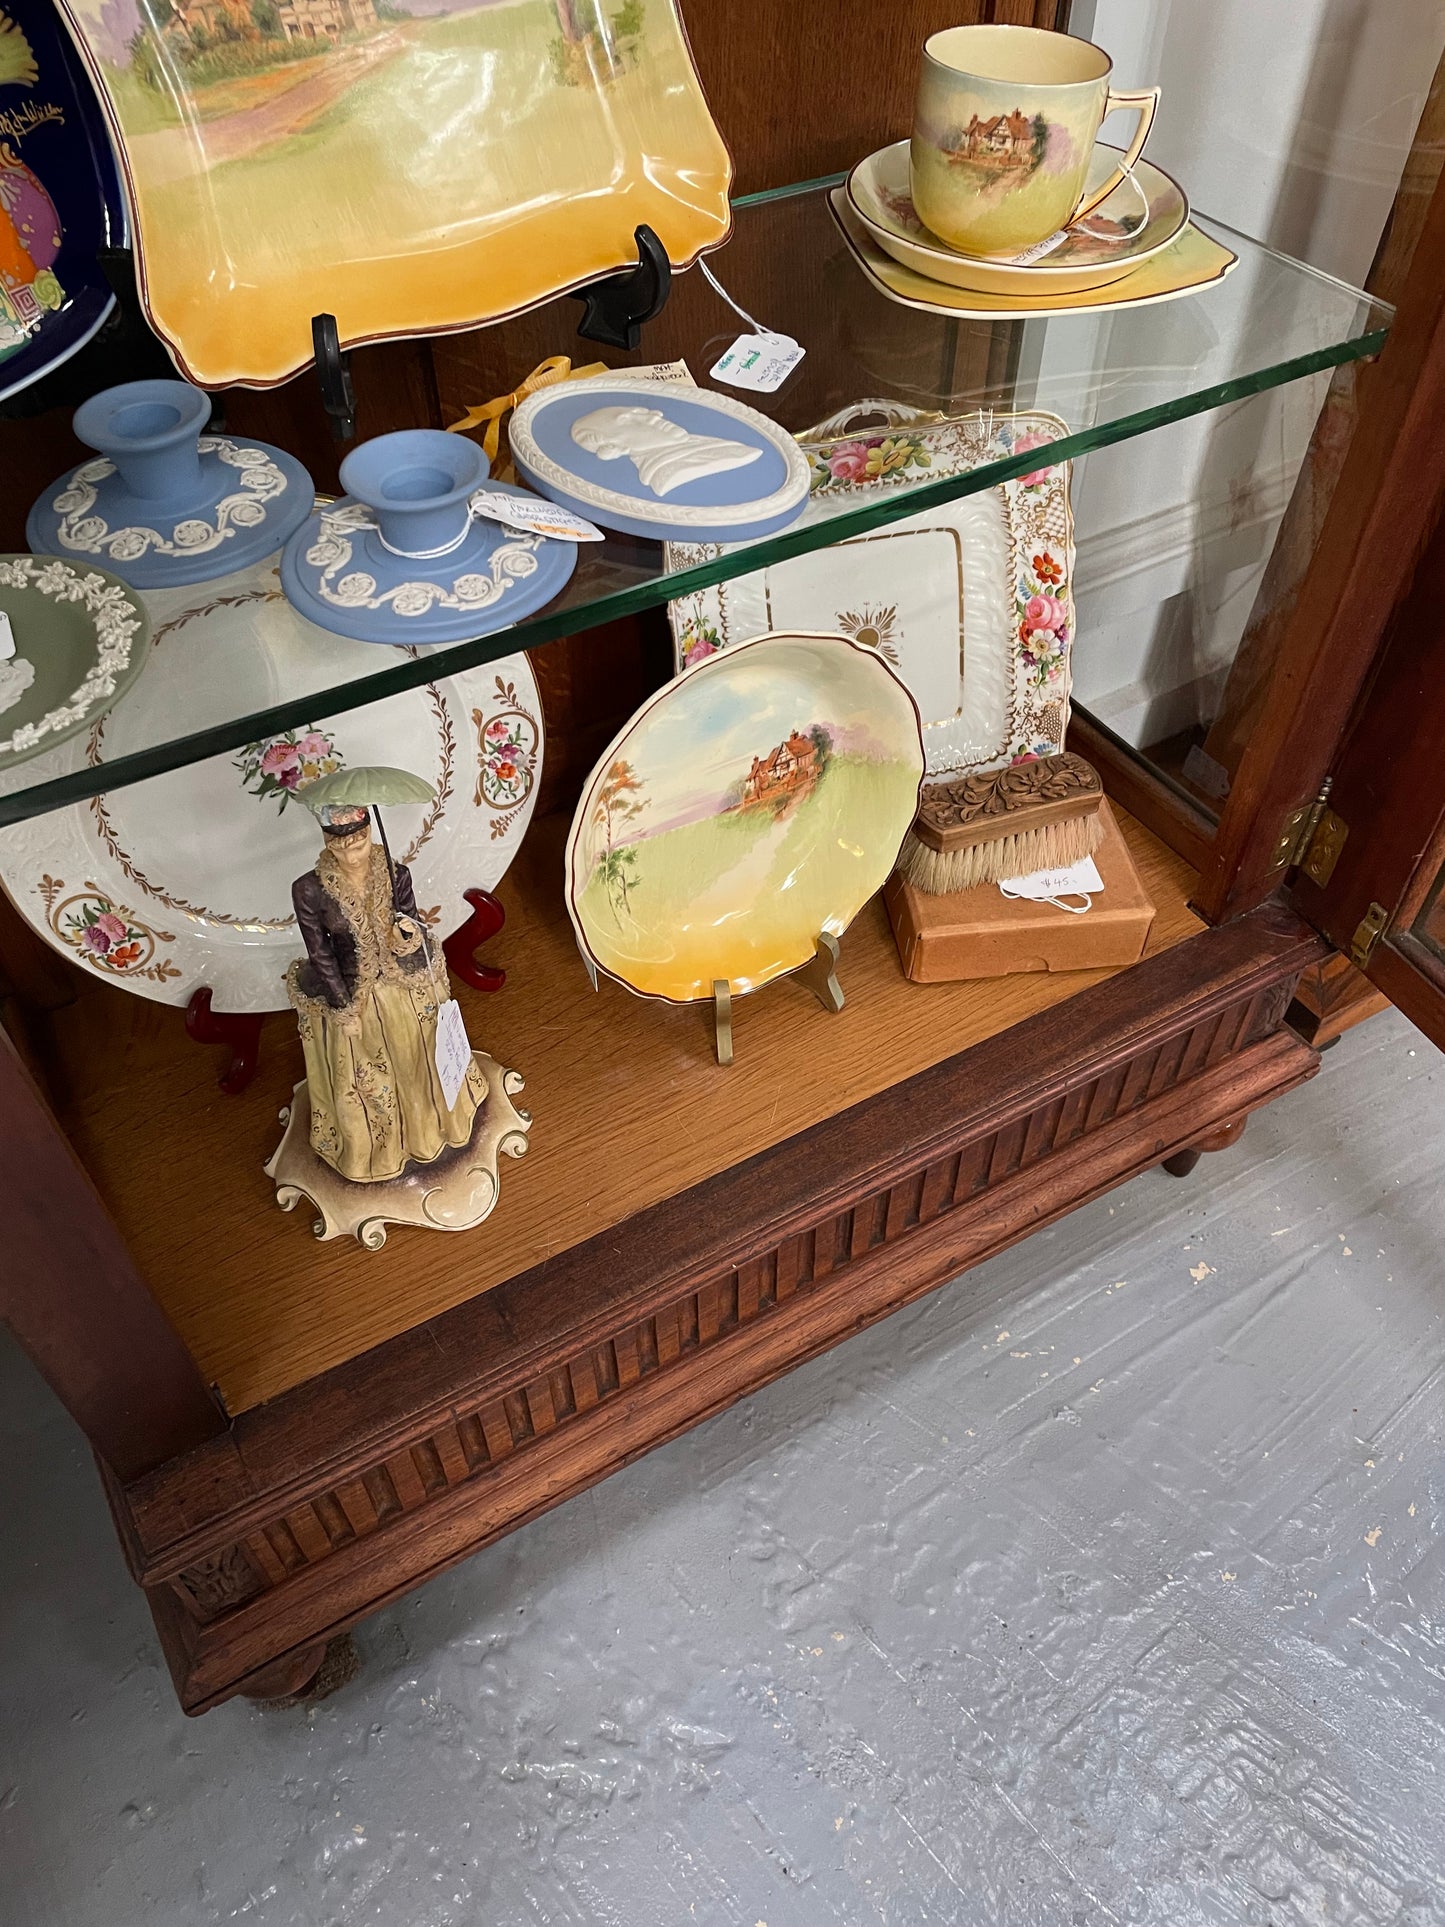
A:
[286, 845, 484, 1183]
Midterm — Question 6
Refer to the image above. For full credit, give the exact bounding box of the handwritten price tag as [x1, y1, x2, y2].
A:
[433, 997, 472, 1110]
[710, 332, 805, 393]
[998, 854, 1104, 909]
[470, 488, 603, 542]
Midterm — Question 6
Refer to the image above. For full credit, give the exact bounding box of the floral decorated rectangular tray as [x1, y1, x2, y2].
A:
[666, 405, 1076, 775]
[53, 0, 732, 387]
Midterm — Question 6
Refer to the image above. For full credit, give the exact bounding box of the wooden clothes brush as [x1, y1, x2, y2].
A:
[896, 753, 1104, 895]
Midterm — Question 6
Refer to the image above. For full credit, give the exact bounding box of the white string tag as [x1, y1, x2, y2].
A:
[469, 488, 603, 542]
[699, 258, 806, 393]
[999, 854, 1103, 915]
[1006, 229, 1070, 264]
[434, 997, 472, 1110]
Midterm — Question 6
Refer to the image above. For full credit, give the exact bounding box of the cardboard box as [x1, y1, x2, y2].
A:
[885, 800, 1155, 983]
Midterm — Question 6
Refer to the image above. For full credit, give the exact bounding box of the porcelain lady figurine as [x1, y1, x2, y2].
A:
[286, 801, 486, 1183]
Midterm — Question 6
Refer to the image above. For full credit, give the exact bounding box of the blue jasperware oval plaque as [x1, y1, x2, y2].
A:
[510, 374, 811, 543]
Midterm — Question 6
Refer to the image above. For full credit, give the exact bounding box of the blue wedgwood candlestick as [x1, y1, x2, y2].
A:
[279, 428, 578, 646]
[26, 378, 314, 589]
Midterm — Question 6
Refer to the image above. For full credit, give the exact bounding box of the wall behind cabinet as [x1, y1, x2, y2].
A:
[1065, 0, 1445, 756]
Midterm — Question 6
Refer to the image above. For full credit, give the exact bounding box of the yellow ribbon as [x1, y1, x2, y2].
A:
[447, 355, 609, 480]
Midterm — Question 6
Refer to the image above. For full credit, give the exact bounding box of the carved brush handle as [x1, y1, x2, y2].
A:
[912, 753, 1103, 855]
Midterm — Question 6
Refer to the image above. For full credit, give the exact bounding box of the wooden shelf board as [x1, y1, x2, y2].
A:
[42, 807, 1201, 1414]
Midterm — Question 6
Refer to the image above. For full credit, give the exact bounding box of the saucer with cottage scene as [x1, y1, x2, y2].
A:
[848, 139, 1188, 296]
[566, 630, 925, 1006]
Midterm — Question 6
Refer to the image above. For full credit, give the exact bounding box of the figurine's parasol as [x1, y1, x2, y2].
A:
[300, 765, 437, 909]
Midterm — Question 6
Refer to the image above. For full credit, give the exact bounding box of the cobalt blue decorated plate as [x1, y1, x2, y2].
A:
[0, 0, 125, 404]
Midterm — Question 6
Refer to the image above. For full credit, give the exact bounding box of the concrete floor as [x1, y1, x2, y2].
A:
[3, 1007, 1443, 1927]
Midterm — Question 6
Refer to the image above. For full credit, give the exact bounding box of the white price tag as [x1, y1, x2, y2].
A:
[999, 854, 1104, 905]
[433, 997, 472, 1110]
[1005, 229, 1070, 264]
[628, 359, 698, 387]
[710, 332, 805, 393]
[0, 610, 16, 661]
[470, 489, 603, 542]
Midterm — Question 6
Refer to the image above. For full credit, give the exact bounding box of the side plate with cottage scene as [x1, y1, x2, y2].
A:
[566, 631, 925, 1007]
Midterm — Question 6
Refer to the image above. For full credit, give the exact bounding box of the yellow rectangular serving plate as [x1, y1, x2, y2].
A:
[58, 0, 732, 387]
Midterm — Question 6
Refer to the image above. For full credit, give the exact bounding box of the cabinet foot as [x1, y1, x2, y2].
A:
[1161, 1115, 1248, 1178]
[244, 1633, 361, 1707]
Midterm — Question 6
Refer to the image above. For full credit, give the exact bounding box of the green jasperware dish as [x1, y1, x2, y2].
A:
[0, 555, 150, 772]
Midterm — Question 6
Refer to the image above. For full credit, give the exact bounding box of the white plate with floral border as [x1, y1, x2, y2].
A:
[0, 553, 543, 1012]
[665, 404, 1075, 776]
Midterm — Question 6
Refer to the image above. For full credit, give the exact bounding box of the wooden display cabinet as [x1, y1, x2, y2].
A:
[5, 2, 1445, 1713]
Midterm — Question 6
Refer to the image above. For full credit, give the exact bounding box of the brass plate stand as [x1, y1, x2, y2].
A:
[713, 932, 844, 1065]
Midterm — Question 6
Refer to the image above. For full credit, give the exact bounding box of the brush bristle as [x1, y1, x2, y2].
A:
[896, 810, 1104, 896]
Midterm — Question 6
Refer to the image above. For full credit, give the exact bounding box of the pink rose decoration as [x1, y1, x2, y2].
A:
[1013, 431, 1058, 486]
[1025, 593, 1067, 632]
[683, 636, 718, 667]
[95, 911, 127, 943]
[828, 441, 870, 484]
[295, 732, 331, 758]
[260, 741, 300, 775]
[1011, 751, 1040, 765]
[485, 719, 510, 742]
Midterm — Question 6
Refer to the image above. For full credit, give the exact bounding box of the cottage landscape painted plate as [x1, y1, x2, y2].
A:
[53, 0, 732, 386]
[0, 553, 543, 1010]
[566, 631, 924, 1005]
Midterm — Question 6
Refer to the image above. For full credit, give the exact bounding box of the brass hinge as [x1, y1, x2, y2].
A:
[1273, 781, 1347, 884]
[1349, 901, 1390, 970]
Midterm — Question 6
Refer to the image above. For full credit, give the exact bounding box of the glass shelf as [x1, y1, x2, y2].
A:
[0, 174, 1390, 826]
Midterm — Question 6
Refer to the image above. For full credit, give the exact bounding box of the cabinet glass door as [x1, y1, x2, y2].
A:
[1288, 500, 1445, 1051]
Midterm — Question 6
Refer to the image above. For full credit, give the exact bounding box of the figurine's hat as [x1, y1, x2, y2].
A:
[303, 767, 438, 914]
[301, 766, 437, 810]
